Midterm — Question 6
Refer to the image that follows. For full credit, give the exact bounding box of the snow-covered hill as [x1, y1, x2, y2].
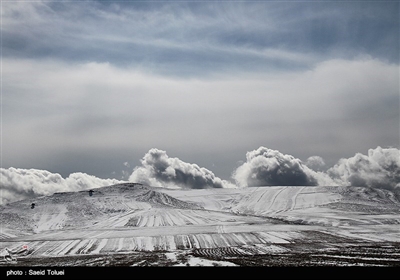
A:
[1, 183, 399, 266]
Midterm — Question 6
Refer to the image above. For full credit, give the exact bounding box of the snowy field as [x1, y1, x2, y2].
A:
[0, 183, 399, 267]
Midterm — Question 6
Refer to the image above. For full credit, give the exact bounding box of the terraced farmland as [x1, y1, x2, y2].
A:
[1, 183, 399, 267]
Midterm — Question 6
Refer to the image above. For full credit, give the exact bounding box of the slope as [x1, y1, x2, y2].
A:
[0, 184, 399, 266]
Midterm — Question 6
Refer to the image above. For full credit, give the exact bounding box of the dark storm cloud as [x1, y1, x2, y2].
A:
[0, 168, 123, 205]
[327, 147, 400, 190]
[129, 149, 235, 189]
[232, 147, 331, 187]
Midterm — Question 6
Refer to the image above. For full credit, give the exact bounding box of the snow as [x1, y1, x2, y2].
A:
[256, 232, 290, 244]
[312, 254, 400, 262]
[166, 235, 176, 250]
[116, 238, 124, 252]
[0, 183, 399, 266]
[56, 240, 81, 255]
[91, 239, 107, 254]
[174, 255, 238, 267]
[165, 252, 177, 262]
[69, 239, 90, 255]
[80, 239, 97, 254]
[33, 204, 68, 233]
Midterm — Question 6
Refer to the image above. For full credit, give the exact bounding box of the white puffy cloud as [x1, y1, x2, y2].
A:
[129, 148, 236, 189]
[305, 156, 326, 171]
[232, 146, 400, 189]
[327, 146, 400, 190]
[0, 168, 123, 205]
[2, 146, 398, 205]
[232, 147, 334, 188]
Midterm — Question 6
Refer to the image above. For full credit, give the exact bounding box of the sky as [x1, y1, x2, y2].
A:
[0, 0, 399, 204]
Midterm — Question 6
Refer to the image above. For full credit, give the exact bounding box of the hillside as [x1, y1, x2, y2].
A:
[1, 183, 399, 266]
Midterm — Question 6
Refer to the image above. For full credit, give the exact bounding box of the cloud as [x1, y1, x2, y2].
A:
[129, 148, 236, 189]
[0, 168, 123, 205]
[2, 1, 398, 75]
[305, 156, 326, 171]
[2, 146, 399, 205]
[233, 146, 400, 190]
[1, 0, 320, 76]
[232, 147, 332, 187]
[327, 146, 400, 190]
[2, 57, 397, 181]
